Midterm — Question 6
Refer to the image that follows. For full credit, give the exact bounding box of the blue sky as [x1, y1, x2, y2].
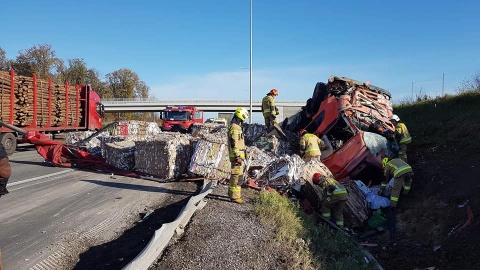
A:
[2, 0, 479, 105]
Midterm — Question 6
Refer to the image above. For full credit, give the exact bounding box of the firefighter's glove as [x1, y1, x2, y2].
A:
[236, 158, 243, 165]
[328, 185, 336, 194]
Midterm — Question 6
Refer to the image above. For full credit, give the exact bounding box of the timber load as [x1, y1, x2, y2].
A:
[0, 70, 81, 128]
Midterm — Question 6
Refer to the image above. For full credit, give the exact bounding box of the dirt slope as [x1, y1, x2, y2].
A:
[371, 91, 480, 270]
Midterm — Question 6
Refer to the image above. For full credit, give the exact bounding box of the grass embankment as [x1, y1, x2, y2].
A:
[394, 91, 480, 155]
[253, 191, 375, 270]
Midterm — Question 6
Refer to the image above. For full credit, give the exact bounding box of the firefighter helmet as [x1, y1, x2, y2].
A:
[299, 129, 307, 136]
[312, 173, 325, 185]
[382, 157, 389, 167]
[389, 114, 400, 122]
[269, 89, 279, 96]
[234, 107, 250, 121]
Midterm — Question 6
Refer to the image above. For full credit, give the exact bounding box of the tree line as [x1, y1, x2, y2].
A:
[0, 44, 151, 101]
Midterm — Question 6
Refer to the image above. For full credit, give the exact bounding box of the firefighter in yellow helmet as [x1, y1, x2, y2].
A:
[389, 114, 411, 162]
[380, 156, 414, 208]
[261, 89, 279, 129]
[227, 108, 249, 204]
[312, 173, 349, 228]
[299, 129, 326, 162]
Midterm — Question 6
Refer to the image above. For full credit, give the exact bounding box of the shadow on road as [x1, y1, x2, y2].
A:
[9, 160, 51, 166]
[82, 179, 198, 196]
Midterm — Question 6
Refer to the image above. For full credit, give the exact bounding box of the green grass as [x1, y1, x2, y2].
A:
[393, 90, 480, 155]
[253, 191, 375, 270]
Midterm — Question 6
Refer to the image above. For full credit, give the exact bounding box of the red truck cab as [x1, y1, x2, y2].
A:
[160, 106, 204, 133]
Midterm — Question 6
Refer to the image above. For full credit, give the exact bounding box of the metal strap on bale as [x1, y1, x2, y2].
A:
[122, 179, 215, 270]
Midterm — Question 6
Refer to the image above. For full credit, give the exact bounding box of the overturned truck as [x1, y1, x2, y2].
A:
[283, 75, 397, 183]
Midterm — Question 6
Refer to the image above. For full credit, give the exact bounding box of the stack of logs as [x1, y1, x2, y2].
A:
[0, 71, 81, 127]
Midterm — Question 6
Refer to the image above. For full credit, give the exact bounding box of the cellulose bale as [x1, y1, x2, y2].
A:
[189, 138, 231, 180]
[135, 134, 193, 179]
[245, 146, 275, 169]
[105, 141, 136, 170]
[244, 123, 266, 145]
[190, 123, 228, 141]
[64, 131, 95, 144]
[343, 181, 370, 227]
[254, 155, 304, 188]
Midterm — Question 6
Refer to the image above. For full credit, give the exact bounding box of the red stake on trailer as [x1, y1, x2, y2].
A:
[9, 69, 14, 125]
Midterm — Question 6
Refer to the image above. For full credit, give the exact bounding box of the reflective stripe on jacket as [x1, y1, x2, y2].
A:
[385, 158, 413, 179]
[395, 122, 412, 144]
[262, 95, 276, 116]
[319, 177, 348, 200]
[299, 133, 323, 158]
[228, 122, 246, 161]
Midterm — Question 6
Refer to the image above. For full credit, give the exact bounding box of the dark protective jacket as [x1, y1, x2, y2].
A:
[318, 177, 348, 201]
[262, 95, 276, 117]
[384, 158, 413, 179]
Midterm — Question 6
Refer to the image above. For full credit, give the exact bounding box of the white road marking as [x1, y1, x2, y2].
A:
[7, 169, 74, 187]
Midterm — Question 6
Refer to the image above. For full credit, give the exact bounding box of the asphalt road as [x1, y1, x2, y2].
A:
[0, 146, 198, 270]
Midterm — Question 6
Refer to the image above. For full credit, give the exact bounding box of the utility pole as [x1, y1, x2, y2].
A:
[442, 73, 445, 96]
[249, 0, 253, 124]
[411, 82, 414, 100]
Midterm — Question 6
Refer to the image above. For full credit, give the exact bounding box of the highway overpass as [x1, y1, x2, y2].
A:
[102, 99, 306, 120]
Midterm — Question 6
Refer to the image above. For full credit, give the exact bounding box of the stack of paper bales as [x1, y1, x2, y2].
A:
[105, 141, 136, 170]
[135, 133, 193, 179]
[189, 126, 230, 179]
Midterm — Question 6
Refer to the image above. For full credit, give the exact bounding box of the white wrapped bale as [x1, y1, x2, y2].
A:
[135, 134, 193, 180]
[189, 138, 231, 180]
[105, 141, 136, 170]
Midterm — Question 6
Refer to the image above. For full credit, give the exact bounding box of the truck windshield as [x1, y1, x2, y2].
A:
[163, 111, 188, 121]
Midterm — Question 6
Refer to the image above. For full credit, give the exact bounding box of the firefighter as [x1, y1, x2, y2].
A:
[389, 114, 411, 162]
[262, 89, 279, 129]
[312, 173, 349, 228]
[0, 143, 11, 198]
[299, 129, 326, 162]
[227, 107, 249, 204]
[380, 156, 414, 208]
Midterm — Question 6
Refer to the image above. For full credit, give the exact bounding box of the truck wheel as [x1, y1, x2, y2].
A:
[311, 82, 327, 115]
[0, 133, 17, 156]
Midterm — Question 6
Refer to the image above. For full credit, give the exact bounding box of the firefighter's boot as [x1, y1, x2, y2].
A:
[0, 178, 9, 197]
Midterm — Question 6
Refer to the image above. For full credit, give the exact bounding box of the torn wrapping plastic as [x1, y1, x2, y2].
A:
[363, 131, 396, 158]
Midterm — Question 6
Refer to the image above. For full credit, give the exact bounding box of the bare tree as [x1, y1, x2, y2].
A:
[0, 47, 9, 71]
[457, 72, 480, 93]
[135, 81, 150, 100]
